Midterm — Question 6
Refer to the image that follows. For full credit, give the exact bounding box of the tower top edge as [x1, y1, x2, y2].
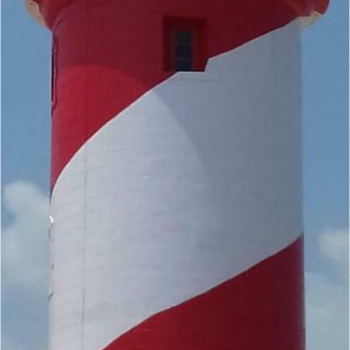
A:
[25, 0, 329, 30]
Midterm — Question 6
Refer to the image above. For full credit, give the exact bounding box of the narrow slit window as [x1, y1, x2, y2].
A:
[51, 36, 58, 111]
[164, 17, 207, 72]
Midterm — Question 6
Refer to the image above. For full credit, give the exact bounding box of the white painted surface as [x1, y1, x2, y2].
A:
[50, 21, 303, 350]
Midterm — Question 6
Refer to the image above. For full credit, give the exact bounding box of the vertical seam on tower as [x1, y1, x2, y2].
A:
[81, 2, 90, 349]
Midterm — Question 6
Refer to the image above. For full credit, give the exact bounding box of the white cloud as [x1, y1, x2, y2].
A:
[306, 228, 349, 350]
[319, 228, 349, 273]
[2, 181, 49, 290]
[2, 181, 49, 350]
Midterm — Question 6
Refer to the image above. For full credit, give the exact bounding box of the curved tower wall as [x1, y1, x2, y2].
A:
[25, 0, 328, 349]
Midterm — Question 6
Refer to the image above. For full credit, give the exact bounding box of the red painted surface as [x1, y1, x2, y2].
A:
[102, 238, 304, 350]
[34, 0, 329, 29]
[47, 0, 327, 187]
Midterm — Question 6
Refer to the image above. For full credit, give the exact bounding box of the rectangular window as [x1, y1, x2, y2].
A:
[174, 30, 193, 71]
[164, 17, 207, 72]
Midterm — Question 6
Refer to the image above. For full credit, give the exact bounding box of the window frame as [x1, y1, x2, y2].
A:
[164, 17, 207, 73]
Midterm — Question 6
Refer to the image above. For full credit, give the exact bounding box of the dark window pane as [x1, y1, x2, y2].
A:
[176, 31, 192, 45]
[174, 30, 193, 71]
[175, 59, 192, 72]
[176, 45, 193, 59]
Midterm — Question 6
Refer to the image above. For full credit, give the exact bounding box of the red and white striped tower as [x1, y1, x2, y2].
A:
[26, 1, 328, 350]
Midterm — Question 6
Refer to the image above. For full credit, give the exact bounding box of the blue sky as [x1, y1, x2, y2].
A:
[2, 1, 349, 350]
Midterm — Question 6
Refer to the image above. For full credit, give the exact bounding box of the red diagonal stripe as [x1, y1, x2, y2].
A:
[103, 237, 304, 350]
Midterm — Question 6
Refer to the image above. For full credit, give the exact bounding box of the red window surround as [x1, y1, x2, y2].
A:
[164, 17, 208, 72]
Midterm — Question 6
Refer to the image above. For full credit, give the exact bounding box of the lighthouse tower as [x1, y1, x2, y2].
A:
[26, 1, 328, 350]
